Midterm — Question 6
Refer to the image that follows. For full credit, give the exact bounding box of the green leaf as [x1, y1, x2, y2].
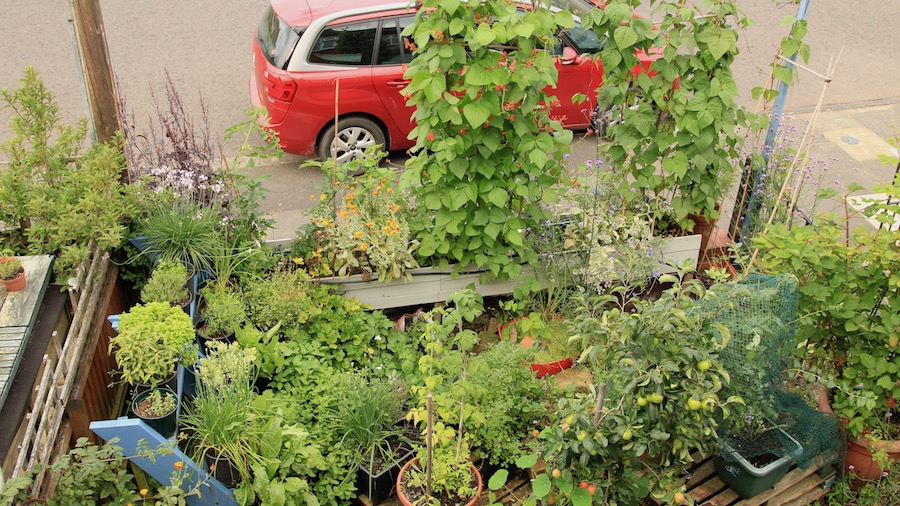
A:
[505, 227, 524, 246]
[463, 101, 491, 128]
[613, 26, 638, 50]
[532, 474, 551, 497]
[488, 187, 508, 207]
[439, 0, 459, 13]
[515, 22, 535, 38]
[516, 453, 539, 469]
[529, 149, 548, 168]
[605, 4, 632, 24]
[449, 18, 465, 35]
[571, 488, 592, 506]
[474, 22, 496, 46]
[773, 65, 793, 85]
[489, 469, 509, 490]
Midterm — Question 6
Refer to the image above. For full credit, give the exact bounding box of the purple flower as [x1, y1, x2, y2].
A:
[883, 471, 889, 478]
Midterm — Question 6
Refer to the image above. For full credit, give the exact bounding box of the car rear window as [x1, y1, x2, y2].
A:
[257, 6, 302, 70]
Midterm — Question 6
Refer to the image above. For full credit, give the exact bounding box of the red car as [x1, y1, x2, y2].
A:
[250, 0, 606, 161]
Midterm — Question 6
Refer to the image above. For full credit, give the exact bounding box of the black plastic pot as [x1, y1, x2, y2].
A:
[205, 449, 243, 489]
[356, 443, 415, 505]
[132, 387, 179, 439]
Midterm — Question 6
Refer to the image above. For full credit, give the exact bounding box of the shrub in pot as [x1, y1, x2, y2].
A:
[752, 185, 900, 480]
[197, 281, 246, 346]
[109, 301, 197, 388]
[141, 261, 191, 309]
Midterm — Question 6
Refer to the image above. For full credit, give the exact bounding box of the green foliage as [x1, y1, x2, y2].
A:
[582, 0, 750, 228]
[141, 260, 189, 305]
[137, 195, 224, 273]
[571, 273, 736, 470]
[110, 301, 197, 386]
[330, 373, 409, 473]
[465, 341, 556, 467]
[243, 269, 323, 331]
[751, 15, 811, 102]
[402, 0, 574, 279]
[406, 289, 485, 500]
[0, 257, 23, 280]
[233, 415, 328, 506]
[0, 437, 198, 506]
[0, 67, 137, 279]
[752, 219, 900, 439]
[198, 281, 247, 338]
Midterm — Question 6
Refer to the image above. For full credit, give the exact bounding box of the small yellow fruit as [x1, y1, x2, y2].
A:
[687, 398, 702, 411]
[637, 396, 649, 407]
[890, 335, 899, 347]
[674, 491, 687, 504]
[551, 468, 562, 478]
[649, 393, 664, 404]
[577, 431, 587, 442]
[697, 360, 712, 371]
[622, 429, 633, 441]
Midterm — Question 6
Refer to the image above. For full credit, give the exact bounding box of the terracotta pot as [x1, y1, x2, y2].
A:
[845, 436, 900, 482]
[396, 457, 483, 506]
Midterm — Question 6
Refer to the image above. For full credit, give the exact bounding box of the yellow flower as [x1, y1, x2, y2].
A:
[140, 489, 149, 496]
[353, 231, 364, 239]
[319, 194, 327, 201]
[366, 221, 375, 228]
[309, 194, 316, 200]
[174, 461, 184, 470]
[359, 243, 369, 251]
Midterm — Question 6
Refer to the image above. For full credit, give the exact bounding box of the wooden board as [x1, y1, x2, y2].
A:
[0, 255, 53, 411]
[649, 454, 836, 506]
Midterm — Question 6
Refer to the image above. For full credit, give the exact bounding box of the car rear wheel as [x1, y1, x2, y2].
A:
[317, 117, 386, 163]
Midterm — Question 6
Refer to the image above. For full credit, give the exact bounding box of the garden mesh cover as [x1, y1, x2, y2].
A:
[705, 274, 840, 471]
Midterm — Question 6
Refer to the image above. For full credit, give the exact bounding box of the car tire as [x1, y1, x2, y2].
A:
[317, 117, 386, 163]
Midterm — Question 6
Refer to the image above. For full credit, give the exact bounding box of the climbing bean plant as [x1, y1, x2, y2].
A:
[582, 0, 751, 229]
[402, 0, 574, 279]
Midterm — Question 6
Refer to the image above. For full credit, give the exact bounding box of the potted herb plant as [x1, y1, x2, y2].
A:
[197, 281, 246, 352]
[109, 301, 197, 389]
[141, 261, 192, 312]
[131, 387, 179, 439]
[331, 374, 413, 505]
[179, 341, 260, 488]
[399, 289, 486, 505]
[136, 194, 223, 274]
[0, 256, 26, 292]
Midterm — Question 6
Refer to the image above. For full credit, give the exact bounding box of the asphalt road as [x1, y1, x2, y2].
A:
[1, 0, 898, 240]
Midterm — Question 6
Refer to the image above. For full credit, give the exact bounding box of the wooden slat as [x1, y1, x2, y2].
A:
[736, 464, 820, 506]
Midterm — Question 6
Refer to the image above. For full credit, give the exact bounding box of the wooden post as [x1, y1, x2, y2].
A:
[68, 0, 120, 144]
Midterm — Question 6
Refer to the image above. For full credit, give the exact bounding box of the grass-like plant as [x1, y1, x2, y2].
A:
[138, 196, 222, 273]
[179, 342, 261, 485]
[332, 375, 408, 473]
[198, 281, 246, 339]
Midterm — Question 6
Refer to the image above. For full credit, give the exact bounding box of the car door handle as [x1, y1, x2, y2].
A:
[387, 80, 410, 88]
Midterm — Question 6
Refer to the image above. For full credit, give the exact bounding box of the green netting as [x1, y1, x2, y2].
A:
[706, 274, 840, 470]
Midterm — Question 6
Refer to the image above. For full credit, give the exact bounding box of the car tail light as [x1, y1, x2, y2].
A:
[264, 71, 297, 102]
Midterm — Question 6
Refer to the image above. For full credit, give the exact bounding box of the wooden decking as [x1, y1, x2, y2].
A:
[650, 454, 835, 506]
[360, 454, 835, 506]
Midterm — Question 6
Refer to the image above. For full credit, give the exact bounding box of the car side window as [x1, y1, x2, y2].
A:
[310, 20, 378, 65]
[376, 15, 415, 66]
